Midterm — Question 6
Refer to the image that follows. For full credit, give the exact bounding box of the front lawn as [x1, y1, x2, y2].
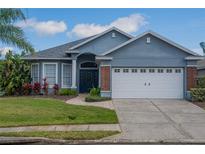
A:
[0, 131, 119, 140]
[0, 97, 118, 127]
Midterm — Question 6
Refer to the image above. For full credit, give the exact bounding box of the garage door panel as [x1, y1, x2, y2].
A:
[112, 68, 183, 99]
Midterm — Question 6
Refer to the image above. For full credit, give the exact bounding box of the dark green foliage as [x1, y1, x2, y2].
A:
[59, 88, 78, 96]
[197, 77, 205, 88]
[85, 95, 111, 102]
[190, 88, 205, 102]
[89, 87, 101, 96]
[0, 9, 34, 54]
[0, 51, 31, 95]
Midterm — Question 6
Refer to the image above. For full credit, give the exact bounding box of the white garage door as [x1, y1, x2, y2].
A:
[112, 68, 184, 99]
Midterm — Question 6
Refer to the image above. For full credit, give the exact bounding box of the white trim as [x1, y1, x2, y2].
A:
[187, 65, 197, 67]
[69, 27, 133, 50]
[31, 63, 39, 83]
[43, 62, 58, 88]
[71, 59, 77, 89]
[65, 50, 80, 54]
[61, 63, 72, 88]
[96, 56, 113, 60]
[198, 67, 205, 70]
[185, 56, 204, 60]
[101, 30, 199, 56]
[100, 64, 111, 67]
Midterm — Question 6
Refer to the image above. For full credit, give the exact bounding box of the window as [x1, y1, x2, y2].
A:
[175, 69, 181, 73]
[62, 64, 72, 88]
[80, 62, 97, 68]
[146, 37, 151, 43]
[123, 69, 129, 73]
[112, 32, 116, 38]
[166, 69, 172, 73]
[149, 69, 155, 73]
[131, 68, 138, 73]
[158, 69, 164, 73]
[31, 63, 39, 83]
[140, 69, 146, 73]
[114, 69, 120, 73]
[43, 63, 57, 87]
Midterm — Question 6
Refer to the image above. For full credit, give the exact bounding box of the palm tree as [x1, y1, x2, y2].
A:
[0, 9, 34, 55]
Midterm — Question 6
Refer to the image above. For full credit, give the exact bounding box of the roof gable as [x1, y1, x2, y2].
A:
[69, 27, 134, 50]
[101, 30, 199, 56]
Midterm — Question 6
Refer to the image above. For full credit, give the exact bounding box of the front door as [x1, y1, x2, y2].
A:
[80, 70, 99, 93]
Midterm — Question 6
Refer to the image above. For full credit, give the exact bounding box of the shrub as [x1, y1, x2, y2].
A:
[59, 89, 78, 96]
[89, 87, 100, 96]
[22, 83, 32, 95]
[42, 78, 49, 95]
[33, 82, 41, 95]
[85, 95, 111, 102]
[190, 88, 205, 102]
[53, 84, 59, 95]
[0, 51, 31, 95]
[197, 77, 205, 88]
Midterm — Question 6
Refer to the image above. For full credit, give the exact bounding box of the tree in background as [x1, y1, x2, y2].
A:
[0, 51, 31, 95]
[0, 9, 34, 56]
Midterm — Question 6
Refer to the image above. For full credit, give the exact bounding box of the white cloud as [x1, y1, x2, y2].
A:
[0, 47, 13, 56]
[68, 13, 147, 38]
[17, 18, 67, 36]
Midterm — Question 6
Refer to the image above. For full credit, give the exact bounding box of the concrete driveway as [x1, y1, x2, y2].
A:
[109, 99, 205, 143]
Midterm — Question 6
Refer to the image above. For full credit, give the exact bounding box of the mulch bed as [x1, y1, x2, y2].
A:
[192, 102, 205, 109]
[0, 95, 76, 102]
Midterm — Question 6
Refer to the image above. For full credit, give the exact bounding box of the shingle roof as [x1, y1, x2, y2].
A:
[23, 36, 94, 59]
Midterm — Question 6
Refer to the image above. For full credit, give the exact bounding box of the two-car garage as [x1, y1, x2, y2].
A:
[112, 68, 184, 99]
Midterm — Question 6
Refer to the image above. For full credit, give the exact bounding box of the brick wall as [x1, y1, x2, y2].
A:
[187, 67, 197, 90]
[100, 66, 110, 91]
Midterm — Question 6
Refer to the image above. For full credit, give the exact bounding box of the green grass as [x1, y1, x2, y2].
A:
[0, 97, 118, 127]
[0, 131, 119, 140]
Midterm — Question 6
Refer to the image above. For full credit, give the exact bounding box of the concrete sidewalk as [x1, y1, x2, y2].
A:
[0, 124, 121, 133]
[66, 94, 114, 110]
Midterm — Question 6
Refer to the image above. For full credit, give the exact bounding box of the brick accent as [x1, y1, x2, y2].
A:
[100, 66, 110, 91]
[187, 67, 197, 90]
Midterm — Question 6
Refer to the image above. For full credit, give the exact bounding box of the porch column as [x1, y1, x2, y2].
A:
[71, 59, 77, 89]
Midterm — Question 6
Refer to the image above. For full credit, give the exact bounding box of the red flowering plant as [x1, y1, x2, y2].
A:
[42, 78, 49, 95]
[53, 84, 59, 95]
[33, 82, 41, 95]
[22, 83, 33, 95]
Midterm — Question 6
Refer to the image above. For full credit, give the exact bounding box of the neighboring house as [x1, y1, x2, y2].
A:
[23, 27, 203, 99]
[197, 60, 205, 78]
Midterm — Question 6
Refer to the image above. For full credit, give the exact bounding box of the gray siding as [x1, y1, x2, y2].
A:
[107, 34, 192, 67]
[76, 30, 130, 55]
[198, 69, 205, 78]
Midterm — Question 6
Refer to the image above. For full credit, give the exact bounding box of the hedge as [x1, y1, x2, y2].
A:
[190, 88, 205, 102]
[85, 95, 111, 102]
[59, 89, 78, 96]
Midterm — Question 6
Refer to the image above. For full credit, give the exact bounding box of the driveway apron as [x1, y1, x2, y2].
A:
[110, 99, 205, 143]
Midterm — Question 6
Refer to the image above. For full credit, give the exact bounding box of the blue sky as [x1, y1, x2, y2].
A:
[1, 8, 205, 56]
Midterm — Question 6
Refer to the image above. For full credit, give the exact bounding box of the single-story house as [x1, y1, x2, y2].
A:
[23, 27, 204, 99]
[197, 60, 205, 78]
